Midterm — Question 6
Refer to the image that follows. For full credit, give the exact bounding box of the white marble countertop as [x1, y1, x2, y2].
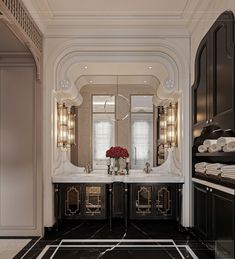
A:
[52, 170, 184, 183]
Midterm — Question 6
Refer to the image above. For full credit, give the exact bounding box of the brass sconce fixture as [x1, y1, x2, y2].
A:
[159, 107, 167, 145]
[159, 103, 177, 147]
[57, 103, 76, 148]
[166, 103, 177, 146]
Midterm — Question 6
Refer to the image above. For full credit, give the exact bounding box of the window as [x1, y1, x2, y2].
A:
[131, 96, 153, 169]
[92, 96, 115, 169]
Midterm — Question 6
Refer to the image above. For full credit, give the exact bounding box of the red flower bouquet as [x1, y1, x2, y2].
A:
[106, 146, 129, 158]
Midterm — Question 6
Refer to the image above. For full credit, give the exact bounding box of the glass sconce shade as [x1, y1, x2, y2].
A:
[67, 111, 76, 146]
[57, 103, 76, 148]
[167, 103, 176, 125]
[159, 103, 177, 147]
[159, 112, 167, 145]
[166, 103, 177, 146]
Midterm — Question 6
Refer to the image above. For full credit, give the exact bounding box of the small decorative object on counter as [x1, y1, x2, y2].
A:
[143, 162, 152, 174]
[106, 146, 129, 175]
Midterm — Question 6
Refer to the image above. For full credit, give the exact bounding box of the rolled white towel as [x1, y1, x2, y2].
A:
[208, 144, 222, 153]
[206, 163, 225, 169]
[217, 137, 235, 147]
[203, 139, 217, 148]
[227, 141, 235, 152]
[195, 168, 206, 174]
[195, 162, 210, 168]
[198, 145, 208, 153]
[223, 145, 229, 152]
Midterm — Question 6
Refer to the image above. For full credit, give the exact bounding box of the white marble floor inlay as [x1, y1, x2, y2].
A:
[0, 239, 31, 259]
[37, 239, 199, 259]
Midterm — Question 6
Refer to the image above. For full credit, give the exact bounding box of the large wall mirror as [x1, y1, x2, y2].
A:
[70, 82, 158, 170]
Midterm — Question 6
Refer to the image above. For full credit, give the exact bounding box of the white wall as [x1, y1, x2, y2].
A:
[43, 32, 191, 228]
[0, 59, 42, 236]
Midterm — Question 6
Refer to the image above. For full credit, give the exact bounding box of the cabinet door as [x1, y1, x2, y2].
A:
[194, 183, 209, 239]
[154, 184, 177, 219]
[192, 35, 210, 138]
[211, 189, 234, 259]
[209, 12, 235, 131]
[130, 184, 154, 219]
[83, 184, 106, 219]
[62, 184, 82, 219]
[112, 182, 124, 218]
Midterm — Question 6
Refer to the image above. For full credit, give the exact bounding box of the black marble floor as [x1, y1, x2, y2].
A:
[14, 220, 214, 259]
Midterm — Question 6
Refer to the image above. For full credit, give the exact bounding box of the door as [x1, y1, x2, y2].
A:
[209, 12, 235, 131]
[83, 184, 106, 219]
[155, 184, 177, 219]
[194, 183, 209, 239]
[192, 35, 210, 138]
[61, 184, 83, 219]
[130, 184, 154, 219]
[211, 188, 234, 259]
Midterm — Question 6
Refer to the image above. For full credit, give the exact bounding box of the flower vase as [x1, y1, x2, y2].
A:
[114, 158, 120, 174]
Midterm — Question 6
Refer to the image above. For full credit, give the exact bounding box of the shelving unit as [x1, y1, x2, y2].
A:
[191, 11, 235, 259]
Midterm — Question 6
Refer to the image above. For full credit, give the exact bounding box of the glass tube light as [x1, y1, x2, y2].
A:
[67, 110, 76, 147]
[167, 103, 177, 146]
[57, 103, 68, 147]
[159, 108, 167, 145]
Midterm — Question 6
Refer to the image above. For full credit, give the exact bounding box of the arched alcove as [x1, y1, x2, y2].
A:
[43, 38, 191, 228]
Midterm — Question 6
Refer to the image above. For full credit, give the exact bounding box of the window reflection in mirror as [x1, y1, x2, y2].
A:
[131, 96, 154, 169]
[92, 96, 115, 169]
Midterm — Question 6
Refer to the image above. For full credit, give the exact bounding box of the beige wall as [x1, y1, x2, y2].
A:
[0, 57, 42, 236]
[76, 84, 157, 168]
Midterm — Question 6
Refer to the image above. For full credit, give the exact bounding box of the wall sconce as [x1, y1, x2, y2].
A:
[159, 103, 177, 147]
[159, 107, 167, 145]
[57, 103, 76, 148]
[67, 109, 76, 146]
[166, 103, 177, 146]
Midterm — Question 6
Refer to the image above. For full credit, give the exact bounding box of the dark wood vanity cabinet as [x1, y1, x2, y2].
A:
[193, 11, 235, 137]
[55, 183, 107, 221]
[130, 183, 178, 220]
[194, 182, 234, 258]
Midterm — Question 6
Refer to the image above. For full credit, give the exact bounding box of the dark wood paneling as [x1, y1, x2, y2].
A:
[194, 183, 208, 239]
[193, 38, 208, 126]
[192, 11, 235, 136]
[210, 12, 235, 130]
[112, 182, 124, 218]
[211, 189, 234, 258]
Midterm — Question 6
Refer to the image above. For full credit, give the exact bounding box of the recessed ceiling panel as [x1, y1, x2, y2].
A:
[47, 0, 188, 16]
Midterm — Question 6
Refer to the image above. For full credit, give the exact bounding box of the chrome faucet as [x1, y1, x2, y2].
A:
[143, 162, 152, 174]
[85, 163, 92, 174]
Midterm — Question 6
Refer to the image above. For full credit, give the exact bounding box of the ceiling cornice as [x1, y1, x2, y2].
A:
[21, 0, 211, 37]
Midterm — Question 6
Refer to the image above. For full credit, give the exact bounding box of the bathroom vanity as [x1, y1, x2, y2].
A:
[53, 170, 184, 230]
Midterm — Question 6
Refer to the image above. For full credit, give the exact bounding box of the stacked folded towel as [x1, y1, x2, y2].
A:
[223, 141, 235, 152]
[194, 162, 209, 174]
[206, 163, 225, 176]
[217, 137, 235, 147]
[221, 165, 235, 179]
[198, 145, 207, 153]
[203, 139, 217, 148]
[197, 137, 235, 153]
[208, 144, 221, 153]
